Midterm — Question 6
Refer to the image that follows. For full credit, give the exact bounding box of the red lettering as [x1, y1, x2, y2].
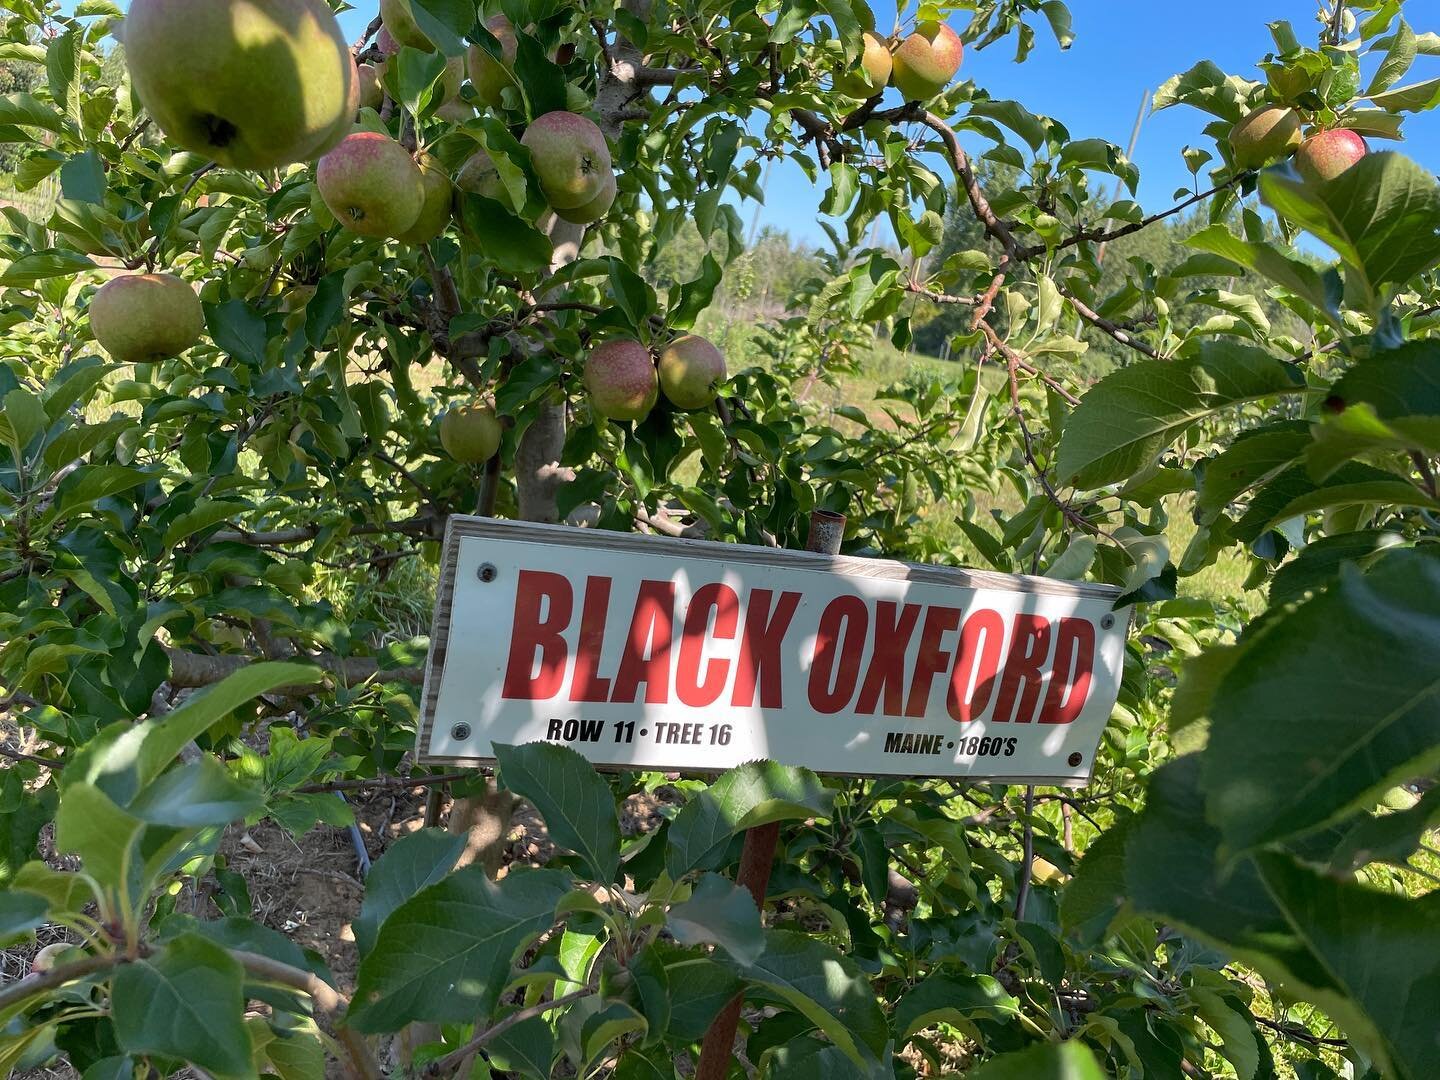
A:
[501, 570, 573, 700]
[855, 601, 921, 716]
[807, 595, 869, 714]
[730, 589, 801, 708]
[1039, 617, 1095, 724]
[676, 582, 739, 708]
[610, 580, 676, 704]
[946, 609, 1005, 723]
[569, 576, 613, 703]
[992, 614, 1052, 723]
[905, 606, 961, 717]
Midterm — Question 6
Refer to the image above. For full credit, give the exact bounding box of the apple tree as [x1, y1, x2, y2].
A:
[0, 0, 1438, 1076]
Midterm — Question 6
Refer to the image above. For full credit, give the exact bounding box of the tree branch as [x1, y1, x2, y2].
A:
[1061, 286, 1164, 361]
[1030, 176, 1243, 259]
[207, 513, 441, 547]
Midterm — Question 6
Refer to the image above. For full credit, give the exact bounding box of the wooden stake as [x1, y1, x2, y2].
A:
[694, 509, 845, 1079]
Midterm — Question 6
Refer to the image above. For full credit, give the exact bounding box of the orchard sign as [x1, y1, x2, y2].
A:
[419, 518, 1129, 783]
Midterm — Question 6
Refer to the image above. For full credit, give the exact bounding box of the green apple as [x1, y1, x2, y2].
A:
[467, 15, 519, 107]
[1228, 105, 1302, 169]
[553, 170, 616, 225]
[585, 339, 657, 421]
[891, 21, 962, 101]
[658, 334, 726, 410]
[1295, 129, 1368, 183]
[90, 273, 205, 364]
[380, 0, 432, 51]
[521, 111, 612, 209]
[317, 131, 424, 238]
[395, 153, 454, 245]
[833, 32, 893, 99]
[358, 61, 386, 111]
[440, 403, 503, 463]
[123, 0, 355, 169]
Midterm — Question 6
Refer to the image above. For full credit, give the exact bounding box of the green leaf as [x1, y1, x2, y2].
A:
[1367, 18, 1416, 95]
[1195, 423, 1310, 521]
[663, 955, 742, 1039]
[67, 662, 319, 807]
[1256, 852, 1440, 1080]
[1368, 75, 1440, 112]
[731, 930, 887, 1068]
[1059, 810, 1135, 943]
[1190, 988, 1259, 1080]
[459, 194, 552, 273]
[409, 0, 474, 55]
[487, 1015, 554, 1078]
[2, 388, 45, 452]
[1057, 341, 1300, 487]
[1259, 153, 1440, 303]
[0, 93, 68, 133]
[112, 933, 252, 1079]
[54, 781, 145, 898]
[0, 890, 49, 946]
[126, 758, 263, 829]
[495, 742, 620, 883]
[1057, 138, 1138, 193]
[967, 1041, 1106, 1079]
[1, 248, 95, 286]
[349, 867, 571, 1031]
[204, 299, 269, 366]
[1152, 61, 1250, 121]
[353, 827, 466, 956]
[665, 872, 764, 965]
[893, 972, 1021, 1040]
[666, 761, 833, 879]
[1269, 530, 1404, 606]
[1202, 551, 1440, 854]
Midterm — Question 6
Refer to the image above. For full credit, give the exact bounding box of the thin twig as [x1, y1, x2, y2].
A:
[1014, 785, 1036, 920]
[1061, 286, 1164, 361]
[424, 988, 596, 1077]
[295, 772, 472, 795]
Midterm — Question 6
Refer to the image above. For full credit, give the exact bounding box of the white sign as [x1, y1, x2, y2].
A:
[417, 517, 1130, 783]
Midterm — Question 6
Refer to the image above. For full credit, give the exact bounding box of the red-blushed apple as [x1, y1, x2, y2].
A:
[585, 339, 658, 421]
[891, 22, 962, 101]
[658, 334, 726, 410]
[833, 31, 893, 99]
[1295, 129, 1368, 183]
[380, 0, 432, 51]
[1229, 105, 1302, 169]
[440, 403, 503, 463]
[554, 170, 616, 224]
[358, 61, 386, 111]
[90, 273, 205, 364]
[521, 112, 613, 209]
[123, 0, 354, 169]
[396, 153, 454, 245]
[468, 16, 519, 107]
[377, 25, 401, 56]
[317, 132, 424, 238]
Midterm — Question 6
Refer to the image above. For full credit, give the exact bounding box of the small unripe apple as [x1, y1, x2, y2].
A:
[395, 153, 454, 245]
[122, 0, 355, 169]
[317, 132, 425, 238]
[585, 339, 657, 421]
[833, 32, 893, 99]
[439, 403, 502, 463]
[521, 112, 612, 210]
[658, 334, 726, 410]
[455, 148, 505, 201]
[553, 170, 616, 225]
[467, 16, 519, 107]
[1228, 105, 1302, 170]
[891, 22, 962, 101]
[358, 62, 386, 111]
[380, 0, 432, 51]
[1295, 129, 1368, 183]
[90, 273, 205, 364]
